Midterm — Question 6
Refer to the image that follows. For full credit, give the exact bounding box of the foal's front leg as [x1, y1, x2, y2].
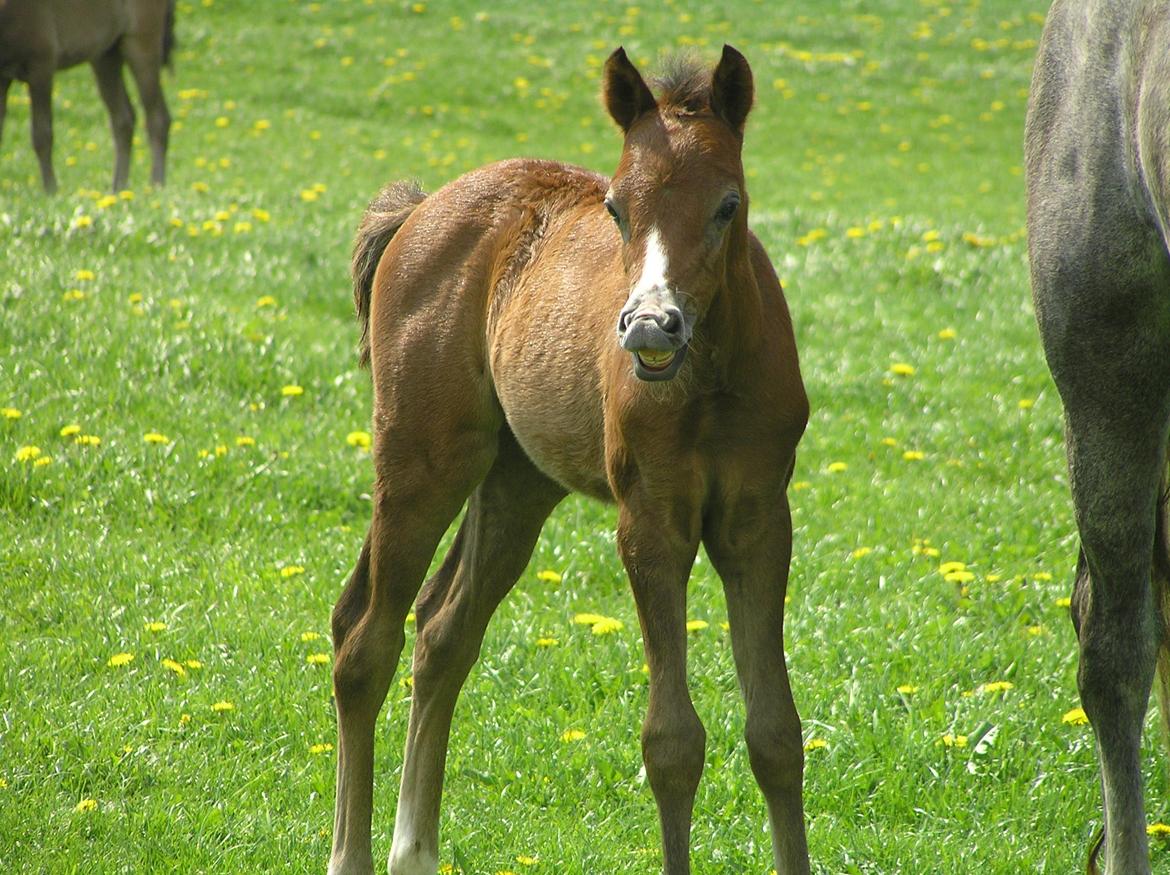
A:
[616, 497, 704, 875]
[706, 490, 810, 875]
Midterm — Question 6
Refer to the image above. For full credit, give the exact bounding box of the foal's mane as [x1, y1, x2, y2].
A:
[650, 53, 713, 116]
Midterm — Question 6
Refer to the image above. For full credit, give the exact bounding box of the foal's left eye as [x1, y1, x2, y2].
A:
[714, 194, 741, 225]
[604, 199, 621, 224]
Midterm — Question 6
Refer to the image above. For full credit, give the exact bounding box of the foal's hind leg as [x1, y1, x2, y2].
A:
[90, 49, 135, 193]
[1051, 322, 1170, 875]
[705, 489, 809, 875]
[329, 422, 499, 875]
[388, 430, 564, 875]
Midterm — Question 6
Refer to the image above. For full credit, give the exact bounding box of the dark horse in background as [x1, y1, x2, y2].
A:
[0, 0, 174, 192]
[329, 46, 810, 875]
[1027, 0, 1170, 872]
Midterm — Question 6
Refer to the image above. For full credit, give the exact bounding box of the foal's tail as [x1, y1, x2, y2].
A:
[351, 180, 426, 368]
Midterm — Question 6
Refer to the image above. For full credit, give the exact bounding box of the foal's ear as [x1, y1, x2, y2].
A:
[603, 47, 657, 133]
[710, 44, 754, 134]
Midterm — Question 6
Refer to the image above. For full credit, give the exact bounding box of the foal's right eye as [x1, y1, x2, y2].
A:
[604, 199, 621, 224]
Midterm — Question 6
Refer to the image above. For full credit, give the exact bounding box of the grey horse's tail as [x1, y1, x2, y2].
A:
[351, 180, 426, 368]
[163, 0, 177, 69]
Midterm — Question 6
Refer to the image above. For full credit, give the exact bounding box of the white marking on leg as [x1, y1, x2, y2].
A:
[388, 768, 439, 875]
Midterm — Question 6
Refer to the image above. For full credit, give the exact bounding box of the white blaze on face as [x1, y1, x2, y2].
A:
[634, 226, 670, 296]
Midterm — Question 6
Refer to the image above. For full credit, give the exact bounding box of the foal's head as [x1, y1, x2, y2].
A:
[602, 46, 754, 382]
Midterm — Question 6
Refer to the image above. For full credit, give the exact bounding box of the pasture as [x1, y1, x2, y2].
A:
[1, 0, 1160, 872]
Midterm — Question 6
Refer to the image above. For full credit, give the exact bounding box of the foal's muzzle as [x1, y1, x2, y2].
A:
[617, 296, 690, 382]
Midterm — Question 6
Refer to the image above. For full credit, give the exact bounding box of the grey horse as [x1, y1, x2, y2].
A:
[0, 0, 175, 193]
[1026, 1, 1170, 872]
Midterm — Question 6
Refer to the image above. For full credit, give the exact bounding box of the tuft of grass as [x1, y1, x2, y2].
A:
[4, 1, 1163, 873]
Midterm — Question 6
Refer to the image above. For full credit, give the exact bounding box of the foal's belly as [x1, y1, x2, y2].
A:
[489, 304, 615, 502]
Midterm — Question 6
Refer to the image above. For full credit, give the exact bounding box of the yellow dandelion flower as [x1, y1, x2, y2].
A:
[75, 269, 95, 281]
[75, 798, 98, 813]
[15, 445, 42, 462]
[214, 116, 229, 128]
[591, 617, 624, 635]
[145, 621, 167, 632]
[306, 652, 330, 665]
[63, 289, 86, 302]
[309, 742, 334, 755]
[73, 215, 93, 229]
[1148, 823, 1170, 838]
[256, 295, 277, 308]
[143, 432, 170, 444]
[185, 660, 203, 670]
[939, 733, 967, 748]
[212, 701, 234, 712]
[803, 738, 828, 751]
[921, 229, 941, 242]
[939, 561, 966, 575]
[1, 407, 21, 419]
[281, 384, 304, 397]
[280, 565, 305, 578]
[561, 729, 586, 742]
[74, 434, 101, 446]
[32, 456, 52, 467]
[515, 857, 538, 867]
[890, 362, 916, 376]
[826, 461, 848, 473]
[572, 612, 607, 626]
[1063, 707, 1088, 726]
[161, 658, 187, 677]
[252, 208, 271, 222]
[852, 547, 873, 559]
[945, 570, 975, 584]
[979, 681, 1014, 694]
[685, 619, 709, 632]
[902, 450, 925, 461]
[96, 194, 118, 209]
[535, 637, 559, 647]
[346, 430, 372, 449]
[938, 327, 957, 340]
[235, 435, 255, 447]
[1034, 571, 1053, 581]
[537, 569, 562, 584]
[1018, 399, 1035, 409]
[1055, 596, 1072, 608]
[300, 631, 321, 642]
[300, 188, 319, 202]
[253, 119, 271, 131]
[107, 652, 134, 667]
[896, 684, 919, 694]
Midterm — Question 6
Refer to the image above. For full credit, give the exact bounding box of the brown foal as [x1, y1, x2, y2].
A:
[329, 46, 810, 875]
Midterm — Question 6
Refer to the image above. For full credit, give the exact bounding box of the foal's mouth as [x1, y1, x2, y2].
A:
[631, 345, 688, 381]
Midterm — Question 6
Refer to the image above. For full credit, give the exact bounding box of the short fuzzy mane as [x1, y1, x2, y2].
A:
[650, 54, 712, 115]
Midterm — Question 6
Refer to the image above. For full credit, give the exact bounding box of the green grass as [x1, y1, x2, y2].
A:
[2, 0, 1163, 872]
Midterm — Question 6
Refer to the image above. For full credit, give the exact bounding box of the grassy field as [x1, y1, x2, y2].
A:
[3, 0, 1165, 872]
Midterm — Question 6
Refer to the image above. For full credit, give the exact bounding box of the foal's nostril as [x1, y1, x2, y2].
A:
[659, 309, 682, 336]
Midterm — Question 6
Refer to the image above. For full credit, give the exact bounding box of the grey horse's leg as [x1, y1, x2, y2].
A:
[1046, 297, 1170, 874]
[91, 48, 135, 193]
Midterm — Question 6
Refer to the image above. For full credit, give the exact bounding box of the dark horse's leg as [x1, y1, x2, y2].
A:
[0, 76, 11, 149]
[26, 65, 55, 193]
[120, 15, 170, 188]
[389, 429, 564, 874]
[90, 48, 135, 193]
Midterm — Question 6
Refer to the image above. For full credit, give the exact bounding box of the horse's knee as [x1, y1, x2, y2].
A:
[744, 713, 804, 795]
[412, 611, 479, 692]
[642, 707, 705, 798]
